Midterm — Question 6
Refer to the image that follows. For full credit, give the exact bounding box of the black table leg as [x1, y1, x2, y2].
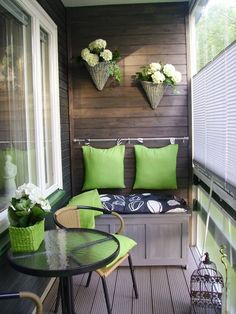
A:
[60, 276, 75, 314]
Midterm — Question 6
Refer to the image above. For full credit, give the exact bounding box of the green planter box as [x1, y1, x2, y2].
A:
[9, 220, 45, 253]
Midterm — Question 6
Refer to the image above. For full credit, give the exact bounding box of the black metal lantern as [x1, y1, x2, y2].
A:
[190, 252, 224, 309]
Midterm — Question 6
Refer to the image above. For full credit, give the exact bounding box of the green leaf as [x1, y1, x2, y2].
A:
[109, 62, 122, 82]
[31, 205, 49, 220]
[15, 210, 30, 217]
[18, 215, 30, 228]
[112, 50, 121, 62]
[8, 207, 19, 227]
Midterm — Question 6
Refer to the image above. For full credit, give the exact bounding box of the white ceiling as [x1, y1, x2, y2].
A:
[62, 0, 188, 7]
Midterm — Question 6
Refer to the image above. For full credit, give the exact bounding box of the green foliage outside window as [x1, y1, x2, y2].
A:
[193, 0, 236, 73]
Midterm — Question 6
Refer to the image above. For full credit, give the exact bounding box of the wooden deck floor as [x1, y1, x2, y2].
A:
[43, 248, 219, 314]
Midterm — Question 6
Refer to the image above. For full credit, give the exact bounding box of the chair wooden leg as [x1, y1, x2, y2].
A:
[53, 280, 61, 313]
[128, 254, 139, 299]
[101, 276, 112, 314]
[86, 272, 92, 287]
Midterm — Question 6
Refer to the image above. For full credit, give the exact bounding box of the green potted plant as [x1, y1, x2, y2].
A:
[136, 62, 182, 109]
[8, 183, 51, 252]
[79, 38, 122, 90]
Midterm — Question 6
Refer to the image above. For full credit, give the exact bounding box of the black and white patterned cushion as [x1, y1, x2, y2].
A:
[100, 194, 188, 214]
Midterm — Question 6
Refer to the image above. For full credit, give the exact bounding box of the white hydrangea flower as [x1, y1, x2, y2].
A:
[39, 199, 51, 211]
[172, 70, 182, 83]
[89, 39, 107, 50]
[149, 62, 161, 73]
[86, 53, 99, 67]
[163, 64, 176, 77]
[15, 183, 38, 199]
[15, 183, 27, 199]
[151, 71, 165, 84]
[100, 49, 112, 61]
[81, 48, 90, 61]
[29, 188, 43, 204]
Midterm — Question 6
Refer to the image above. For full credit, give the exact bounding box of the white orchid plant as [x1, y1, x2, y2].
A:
[80, 38, 122, 82]
[136, 62, 182, 87]
[8, 183, 51, 228]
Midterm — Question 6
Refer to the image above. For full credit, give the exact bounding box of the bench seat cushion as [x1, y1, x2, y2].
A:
[100, 193, 188, 214]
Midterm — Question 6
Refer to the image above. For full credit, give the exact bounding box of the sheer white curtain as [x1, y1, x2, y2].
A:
[0, 3, 36, 210]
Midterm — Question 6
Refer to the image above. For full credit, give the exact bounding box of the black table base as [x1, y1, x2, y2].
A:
[60, 276, 75, 314]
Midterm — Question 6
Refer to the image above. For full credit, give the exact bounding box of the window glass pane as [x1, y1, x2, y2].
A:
[192, 0, 236, 73]
[0, 4, 36, 211]
[40, 28, 53, 189]
[196, 187, 236, 313]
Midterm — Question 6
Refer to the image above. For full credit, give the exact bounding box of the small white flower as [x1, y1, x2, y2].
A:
[40, 199, 51, 211]
[15, 183, 36, 198]
[100, 49, 112, 61]
[172, 70, 182, 83]
[163, 64, 176, 77]
[15, 188, 24, 199]
[29, 189, 42, 204]
[89, 39, 107, 50]
[151, 71, 165, 84]
[81, 48, 90, 61]
[149, 62, 161, 73]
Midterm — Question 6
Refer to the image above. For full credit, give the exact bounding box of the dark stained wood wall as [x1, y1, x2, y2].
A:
[67, 3, 190, 201]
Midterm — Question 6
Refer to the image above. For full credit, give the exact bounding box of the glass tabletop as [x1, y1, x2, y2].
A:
[8, 228, 120, 278]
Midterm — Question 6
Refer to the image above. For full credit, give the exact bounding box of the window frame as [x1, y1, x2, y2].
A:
[12, 0, 62, 196]
[190, 0, 236, 247]
[21, 0, 62, 196]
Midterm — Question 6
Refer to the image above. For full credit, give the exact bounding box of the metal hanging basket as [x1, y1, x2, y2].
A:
[141, 81, 165, 110]
[85, 61, 110, 91]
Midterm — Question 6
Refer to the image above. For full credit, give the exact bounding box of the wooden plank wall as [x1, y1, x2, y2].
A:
[67, 3, 190, 201]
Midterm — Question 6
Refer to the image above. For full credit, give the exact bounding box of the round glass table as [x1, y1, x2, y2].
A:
[8, 228, 120, 314]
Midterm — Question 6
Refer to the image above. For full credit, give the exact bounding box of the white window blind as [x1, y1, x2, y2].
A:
[193, 41, 236, 188]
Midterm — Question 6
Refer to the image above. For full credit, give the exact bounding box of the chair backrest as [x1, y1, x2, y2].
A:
[54, 205, 124, 234]
[54, 206, 80, 229]
[0, 291, 43, 314]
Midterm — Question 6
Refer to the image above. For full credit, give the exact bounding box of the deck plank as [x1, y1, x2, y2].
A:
[151, 267, 174, 314]
[90, 270, 118, 314]
[133, 267, 153, 314]
[183, 248, 199, 290]
[43, 248, 206, 314]
[166, 266, 191, 314]
[112, 268, 133, 314]
[42, 279, 58, 313]
[74, 272, 100, 314]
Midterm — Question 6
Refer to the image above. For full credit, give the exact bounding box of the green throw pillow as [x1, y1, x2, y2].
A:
[133, 144, 178, 189]
[106, 234, 137, 268]
[68, 189, 103, 228]
[82, 145, 125, 190]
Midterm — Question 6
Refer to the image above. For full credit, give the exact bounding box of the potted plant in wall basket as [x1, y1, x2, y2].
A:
[80, 38, 122, 90]
[8, 183, 51, 253]
[136, 62, 182, 109]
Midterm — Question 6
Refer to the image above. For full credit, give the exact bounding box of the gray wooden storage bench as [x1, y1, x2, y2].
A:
[95, 193, 190, 268]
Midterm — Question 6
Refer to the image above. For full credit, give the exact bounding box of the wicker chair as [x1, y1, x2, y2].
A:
[53, 205, 138, 314]
[0, 291, 43, 314]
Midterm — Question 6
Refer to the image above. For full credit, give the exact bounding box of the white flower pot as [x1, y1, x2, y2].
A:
[141, 81, 165, 109]
[86, 61, 110, 91]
